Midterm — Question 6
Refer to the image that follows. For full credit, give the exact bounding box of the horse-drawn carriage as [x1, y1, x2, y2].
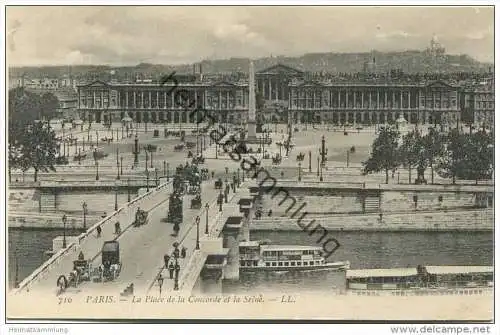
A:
[73, 257, 91, 283]
[133, 209, 148, 227]
[187, 184, 201, 195]
[214, 178, 223, 189]
[187, 150, 193, 158]
[101, 137, 113, 143]
[190, 194, 202, 209]
[272, 155, 282, 165]
[73, 152, 87, 161]
[200, 168, 209, 180]
[296, 152, 305, 161]
[99, 241, 122, 282]
[174, 144, 185, 151]
[350, 146, 356, 153]
[192, 156, 205, 165]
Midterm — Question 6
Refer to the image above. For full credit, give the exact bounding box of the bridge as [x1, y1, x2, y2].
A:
[11, 172, 255, 297]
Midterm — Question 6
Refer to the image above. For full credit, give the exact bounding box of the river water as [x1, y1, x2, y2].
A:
[8, 228, 493, 292]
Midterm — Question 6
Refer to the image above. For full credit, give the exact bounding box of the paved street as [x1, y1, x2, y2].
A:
[18, 174, 231, 296]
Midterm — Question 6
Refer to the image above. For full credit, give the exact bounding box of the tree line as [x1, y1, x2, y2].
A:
[363, 126, 494, 185]
[9, 88, 60, 182]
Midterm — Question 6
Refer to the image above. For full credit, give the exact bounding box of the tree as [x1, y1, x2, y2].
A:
[9, 88, 59, 125]
[437, 129, 467, 184]
[467, 130, 494, 183]
[40, 92, 60, 120]
[20, 122, 59, 182]
[399, 130, 422, 184]
[363, 126, 400, 184]
[422, 128, 445, 184]
[437, 129, 493, 184]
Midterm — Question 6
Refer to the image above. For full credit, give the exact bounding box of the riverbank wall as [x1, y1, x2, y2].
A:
[250, 209, 493, 232]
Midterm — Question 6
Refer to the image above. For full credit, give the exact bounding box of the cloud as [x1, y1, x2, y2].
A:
[375, 30, 416, 39]
[6, 6, 494, 65]
[466, 28, 493, 40]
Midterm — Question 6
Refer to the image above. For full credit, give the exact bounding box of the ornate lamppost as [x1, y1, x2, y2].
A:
[62, 214, 67, 248]
[120, 156, 123, 176]
[114, 180, 119, 211]
[133, 134, 139, 167]
[82, 201, 88, 230]
[319, 135, 328, 166]
[298, 162, 302, 181]
[308, 151, 312, 172]
[205, 203, 209, 234]
[95, 160, 100, 181]
[195, 216, 200, 250]
[127, 178, 131, 202]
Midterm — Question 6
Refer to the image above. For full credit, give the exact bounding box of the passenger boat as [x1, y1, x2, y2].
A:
[346, 265, 493, 296]
[239, 240, 350, 272]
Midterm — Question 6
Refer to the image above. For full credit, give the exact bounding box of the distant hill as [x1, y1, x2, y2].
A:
[9, 50, 493, 81]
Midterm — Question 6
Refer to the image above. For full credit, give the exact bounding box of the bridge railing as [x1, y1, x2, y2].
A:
[148, 181, 244, 293]
[38, 179, 153, 187]
[13, 179, 173, 294]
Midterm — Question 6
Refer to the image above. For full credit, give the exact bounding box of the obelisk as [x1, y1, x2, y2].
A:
[247, 60, 257, 140]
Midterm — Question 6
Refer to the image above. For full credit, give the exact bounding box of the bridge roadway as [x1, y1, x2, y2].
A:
[13, 176, 233, 296]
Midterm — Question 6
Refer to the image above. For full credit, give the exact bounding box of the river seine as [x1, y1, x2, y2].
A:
[8, 228, 493, 292]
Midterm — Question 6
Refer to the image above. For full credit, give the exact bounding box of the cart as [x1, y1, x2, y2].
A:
[100, 241, 122, 282]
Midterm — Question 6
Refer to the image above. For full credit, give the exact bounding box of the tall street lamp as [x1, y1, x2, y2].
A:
[298, 162, 302, 181]
[146, 170, 150, 192]
[205, 203, 209, 234]
[127, 178, 131, 202]
[116, 160, 120, 180]
[309, 151, 312, 172]
[114, 181, 119, 211]
[317, 156, 320, 177]
[62, 214, 67, 248]
[95, 160, 100, 181]
[82, 201, 88, 230]
[120, 156, 123, 175]
[195, 216, 200, 250]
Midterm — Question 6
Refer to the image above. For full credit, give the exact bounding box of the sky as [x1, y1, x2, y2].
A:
[6, 6, 494, 66]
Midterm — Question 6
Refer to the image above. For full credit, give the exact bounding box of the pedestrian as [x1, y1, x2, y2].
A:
[168, 263, 175, 279]
[101, 212, 107, 219]
[174, 263, 180, 278]
[173, 223, 180, 236]
[181, 247, 187, 258]
[115, 221, 121, 235]
[96, 225, 102, 238]
[173, 247, 180, 259]
[164, 254, 170, 268]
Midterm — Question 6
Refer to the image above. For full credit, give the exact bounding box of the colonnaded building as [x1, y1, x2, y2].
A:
[77, 64, 494, 127]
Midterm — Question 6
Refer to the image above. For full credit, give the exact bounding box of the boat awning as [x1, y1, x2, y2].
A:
[346, 268, 418, 279]
[425, 266, 493, 275]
